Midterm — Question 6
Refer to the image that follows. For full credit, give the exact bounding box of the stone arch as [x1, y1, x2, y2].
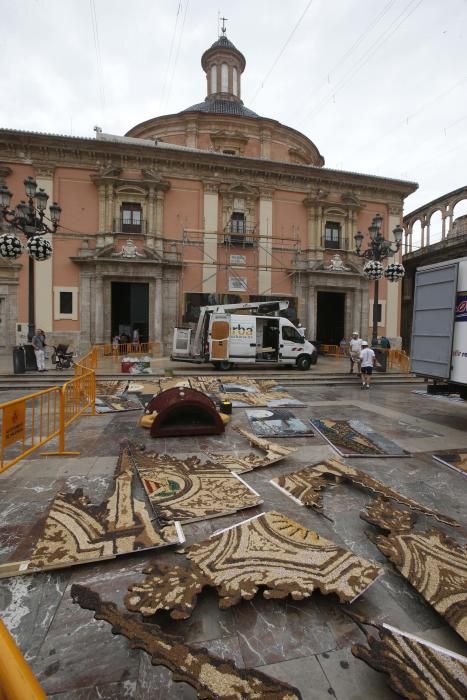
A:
[411, 220, 422, 250]
[428, 208, 443, 245]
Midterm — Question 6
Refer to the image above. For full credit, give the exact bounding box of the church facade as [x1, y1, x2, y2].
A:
[0, 32, 417, 355]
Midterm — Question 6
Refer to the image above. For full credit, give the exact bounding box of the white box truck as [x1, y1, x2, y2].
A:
[172, 300, 317, 371]
[411, 257, 467, 398]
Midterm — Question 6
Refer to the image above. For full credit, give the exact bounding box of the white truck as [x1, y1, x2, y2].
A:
[411, 256, 467, 398]
[171, 300, 318, 371]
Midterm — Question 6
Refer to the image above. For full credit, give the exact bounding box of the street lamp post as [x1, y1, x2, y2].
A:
[0, 177, 61, 341]
[354, 213, 405, 347]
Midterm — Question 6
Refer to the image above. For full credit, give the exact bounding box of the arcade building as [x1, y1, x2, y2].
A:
[0, 30, 417, 356]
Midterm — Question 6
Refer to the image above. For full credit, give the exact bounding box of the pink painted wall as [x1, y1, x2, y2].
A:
[54, 168, 98, 235]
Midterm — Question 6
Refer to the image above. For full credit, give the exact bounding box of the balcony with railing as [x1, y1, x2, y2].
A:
[113, 218, 147, 234]
[223, 221, 257, 247]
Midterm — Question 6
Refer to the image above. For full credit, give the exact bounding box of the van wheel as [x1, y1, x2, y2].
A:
[213, 361, 232, 371]
[296, 355, 311, 371]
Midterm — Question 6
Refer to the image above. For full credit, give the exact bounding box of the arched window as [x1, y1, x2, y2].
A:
[221, 63, 228, 92]
[210, 64, 217, 94]
[232, 67, 238, 96]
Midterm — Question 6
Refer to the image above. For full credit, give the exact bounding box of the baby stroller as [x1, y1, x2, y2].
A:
[52, 344, 74, 370]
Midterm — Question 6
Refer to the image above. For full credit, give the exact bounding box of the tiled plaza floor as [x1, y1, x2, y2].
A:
[0, 381, 466, 699]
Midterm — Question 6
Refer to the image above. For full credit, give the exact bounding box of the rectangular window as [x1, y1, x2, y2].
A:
[230, 212, 246, 234]
[229, 276, 248, 292]
[121, 203, 142, 233]
[324, 222, 341, 249]
[54, 287, 78, 320]
[60, 291, 73, 314]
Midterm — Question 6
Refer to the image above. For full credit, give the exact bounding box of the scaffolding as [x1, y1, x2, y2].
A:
[178, 226, 302, 313]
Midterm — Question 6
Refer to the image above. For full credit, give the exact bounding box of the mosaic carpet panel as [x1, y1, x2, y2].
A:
[0, 447, 182, 578]
[72, 584, 302, 700]
[247, 409, 314, 437]
[364, 500, 467, 641]
[95, 380, 128, 396]
[95, 395, 144, 413]
[270, 457, 458, 527]
[128, 444, 262, 524]
[352, 621, 467, 700]
[206, 427, 297, 474]
[128, 376, 301, 407]
[125, 510, 382, 619]
[432, 451, 467, 477]
[310, 419, 409, 457]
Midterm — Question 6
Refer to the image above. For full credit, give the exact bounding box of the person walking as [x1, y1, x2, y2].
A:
[349, 331, 362, 374]
[360, 340, 376, 389]
[31, 328, 47, 372]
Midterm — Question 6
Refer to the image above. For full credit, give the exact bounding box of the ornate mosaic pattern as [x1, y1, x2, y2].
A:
[247, 409, 315, 437]
[352, 622, 467, 699]
[364, 501, 467, 641]
[72, 584, 303, 700]
[432, 451, 467, 477]
[95, 395, 144, 413]
[130, 376, 300, 407]
[125, 511, 382, 619]
[95, 380, 128, 396]
[271, 457, 458, 527]
[206, 427, 296, 474]
[310, 419, 409, 457]
[128, 444, 262, 524]
[0, 448, 181, 578]
[360, 497, 415, 532]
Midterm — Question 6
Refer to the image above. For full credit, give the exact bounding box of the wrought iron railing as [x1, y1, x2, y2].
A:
[113, 218, 147, 234]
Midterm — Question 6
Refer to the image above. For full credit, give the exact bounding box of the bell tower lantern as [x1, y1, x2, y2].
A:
[201, 22, 246, 103]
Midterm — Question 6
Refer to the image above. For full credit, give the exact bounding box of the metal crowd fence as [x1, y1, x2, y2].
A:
[0, 351, 96, 473]
[0, 619, 47, 700]
[318, 344, 410, 371]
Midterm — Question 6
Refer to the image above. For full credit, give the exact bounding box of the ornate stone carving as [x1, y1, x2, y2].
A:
[325, 254, 351, 272]
[112, 239, 144, 258]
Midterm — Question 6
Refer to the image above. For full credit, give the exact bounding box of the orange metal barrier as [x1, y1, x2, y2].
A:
[0, 619, 46, 700]
[0, 354, 96, 472]
[0, 386, 61, 473]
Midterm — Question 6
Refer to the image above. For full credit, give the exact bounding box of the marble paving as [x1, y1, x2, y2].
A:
[0, 382, 466, 698]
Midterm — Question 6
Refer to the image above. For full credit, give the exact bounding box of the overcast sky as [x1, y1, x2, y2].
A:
[1, 0, 467, 219]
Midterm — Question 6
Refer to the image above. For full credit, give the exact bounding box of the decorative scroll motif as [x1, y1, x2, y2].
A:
[206, 427, 297, 474]
[0, 448, 182, 578]
[369, 527, 467, 641]
[270, 457, 458, 527]
[125, 511, 382, 619]
[71, 585, 303, 700]
[247, 409, 315, 437]
[128, 444, 262, 524]
[352, 622, 467, 699]
[432, 451, 467, 477]
[325, 254, 351, 272]
[95, 380, 128, 396]
[95, 395, 143, 413]
[360, 497, 415, 532]
[310, 419, 409, 457]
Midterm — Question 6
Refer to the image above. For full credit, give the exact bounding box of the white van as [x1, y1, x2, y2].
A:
[172, 300, 317, 371]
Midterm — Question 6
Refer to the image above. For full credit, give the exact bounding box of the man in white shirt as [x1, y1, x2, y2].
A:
[349, 331, 362, 374]
[360, 341, 376, 389]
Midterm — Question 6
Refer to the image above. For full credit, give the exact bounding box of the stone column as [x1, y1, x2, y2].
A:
[154, 276, 163, 352]
[146, 186, 155, 246]
[260, 128, 272, 159]
[306, 284, 316, 339]
[94, 274, 104, 343]
[202, 183, 218, 294]
[258, 189, 273, 294]
[79, 272, 92, 351]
